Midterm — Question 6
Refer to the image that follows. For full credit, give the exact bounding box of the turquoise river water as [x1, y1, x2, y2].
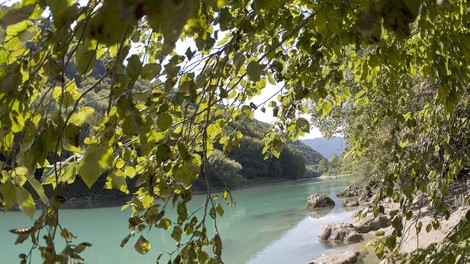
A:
[0, 178, 360, 263]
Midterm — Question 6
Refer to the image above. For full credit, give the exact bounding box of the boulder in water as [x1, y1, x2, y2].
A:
[309, 250, 360, 264]
[317, 223, 363, 244]
[307, 193, 335, 210]
[342, 198, 359, 207]
[336, 185, 362, 198]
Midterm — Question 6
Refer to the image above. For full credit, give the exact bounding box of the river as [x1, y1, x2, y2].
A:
[0, 178, 359, 263]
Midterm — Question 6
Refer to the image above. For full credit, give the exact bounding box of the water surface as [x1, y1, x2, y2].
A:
[1, 178, 358, 263]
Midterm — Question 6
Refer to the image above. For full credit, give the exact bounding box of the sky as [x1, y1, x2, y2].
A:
[249, 85, 323, 139]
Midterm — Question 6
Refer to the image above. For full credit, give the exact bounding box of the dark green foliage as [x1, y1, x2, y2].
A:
[229, 119, 325, 182]
[207, 149, 244, 188]
[279, 145, 305, 180]
[229, 136, 271, 179]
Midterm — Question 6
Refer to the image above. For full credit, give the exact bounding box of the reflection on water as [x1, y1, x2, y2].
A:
[0, 178, 357, 264]
[307, 207, 334, 219]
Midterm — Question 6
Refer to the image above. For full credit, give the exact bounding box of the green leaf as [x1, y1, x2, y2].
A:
[16, 187, 35, 219]
[46, 0, 73, 17]
[321, 100, 333, 118]
[124, 166, 136, 178]
[174, 163, 199, 187]
[157, 112, 173, 131]
[146, 0, 195, 55]
[78, 143, 114, 188]
[69, 107, 95, 126]
[120, 234, 132, 248]
[207, 123, 222, 139]
[26, 174, 49, 206]
[223, 189, 229, 200]
[156, 218, 172, 230]
[156, 144, 172, 162]
[375, 231, 385, 236]
[177, 202, 188, 222]
[171, 226, 182, 242]
[328, 20, 340, 34]
[77, 49, 96, 75]
[272, 139, 285, 158]
[52, 81, 81, 108]
[212, 234, 222, 257]
[0, 181, 17, 210]
[215, 203, 224, 217]
[141, 63, 161, 80]
[426, 223, 432, 233]
[385, 236, 397, 250]
[43, 59, 63, 82]
[85, 1, 132, 45]
[246, 61, 262, 82]
[315, 12, 327, 33]
[296, 118, 310, 133]
[217, 0, 230, 9]
[216, 33, 231, 46]
[134, 235, 151, 255]
[355, 90, 366, 99]
[0, 4, 36, 26]
[126, 55, 142, 81]
[10, 101, 25, 133]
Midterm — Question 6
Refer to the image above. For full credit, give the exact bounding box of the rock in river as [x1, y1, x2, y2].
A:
[336, 185, 362, 198]
[350, 210, 389, 233]
[317, 223, 363, 244]
[342, 198, 359, 207]
[309, 250, 360, 264]
[307, 193, 335, 210]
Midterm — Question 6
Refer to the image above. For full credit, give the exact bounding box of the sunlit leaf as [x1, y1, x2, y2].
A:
[78, 143, 114, 188]
[134, 235, 151, 255]
[15, 187, 35, 219]
[217, 0, 230, 9]
[69, 107, 95, 126]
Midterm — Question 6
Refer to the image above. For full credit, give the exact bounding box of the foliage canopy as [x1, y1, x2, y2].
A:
[1, 0, 470, 263]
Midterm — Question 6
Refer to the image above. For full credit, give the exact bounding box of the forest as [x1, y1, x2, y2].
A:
[1, 0, 469, 263]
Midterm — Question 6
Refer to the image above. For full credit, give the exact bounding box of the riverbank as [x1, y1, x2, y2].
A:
[35, 177, 328, 209]
[317, 179, 470, 263]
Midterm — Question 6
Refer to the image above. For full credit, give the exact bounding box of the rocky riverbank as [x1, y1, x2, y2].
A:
[310, 179, 470, 264]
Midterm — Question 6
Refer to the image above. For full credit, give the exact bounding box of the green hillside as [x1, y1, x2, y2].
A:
[191, 119, 328, 190]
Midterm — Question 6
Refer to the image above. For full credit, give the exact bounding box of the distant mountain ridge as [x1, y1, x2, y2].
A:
[300, 137, 346, 160]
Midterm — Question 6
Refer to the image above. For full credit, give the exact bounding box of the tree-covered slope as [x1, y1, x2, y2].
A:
[195, 119, 327, 190]
[231, 120, 327, 180]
